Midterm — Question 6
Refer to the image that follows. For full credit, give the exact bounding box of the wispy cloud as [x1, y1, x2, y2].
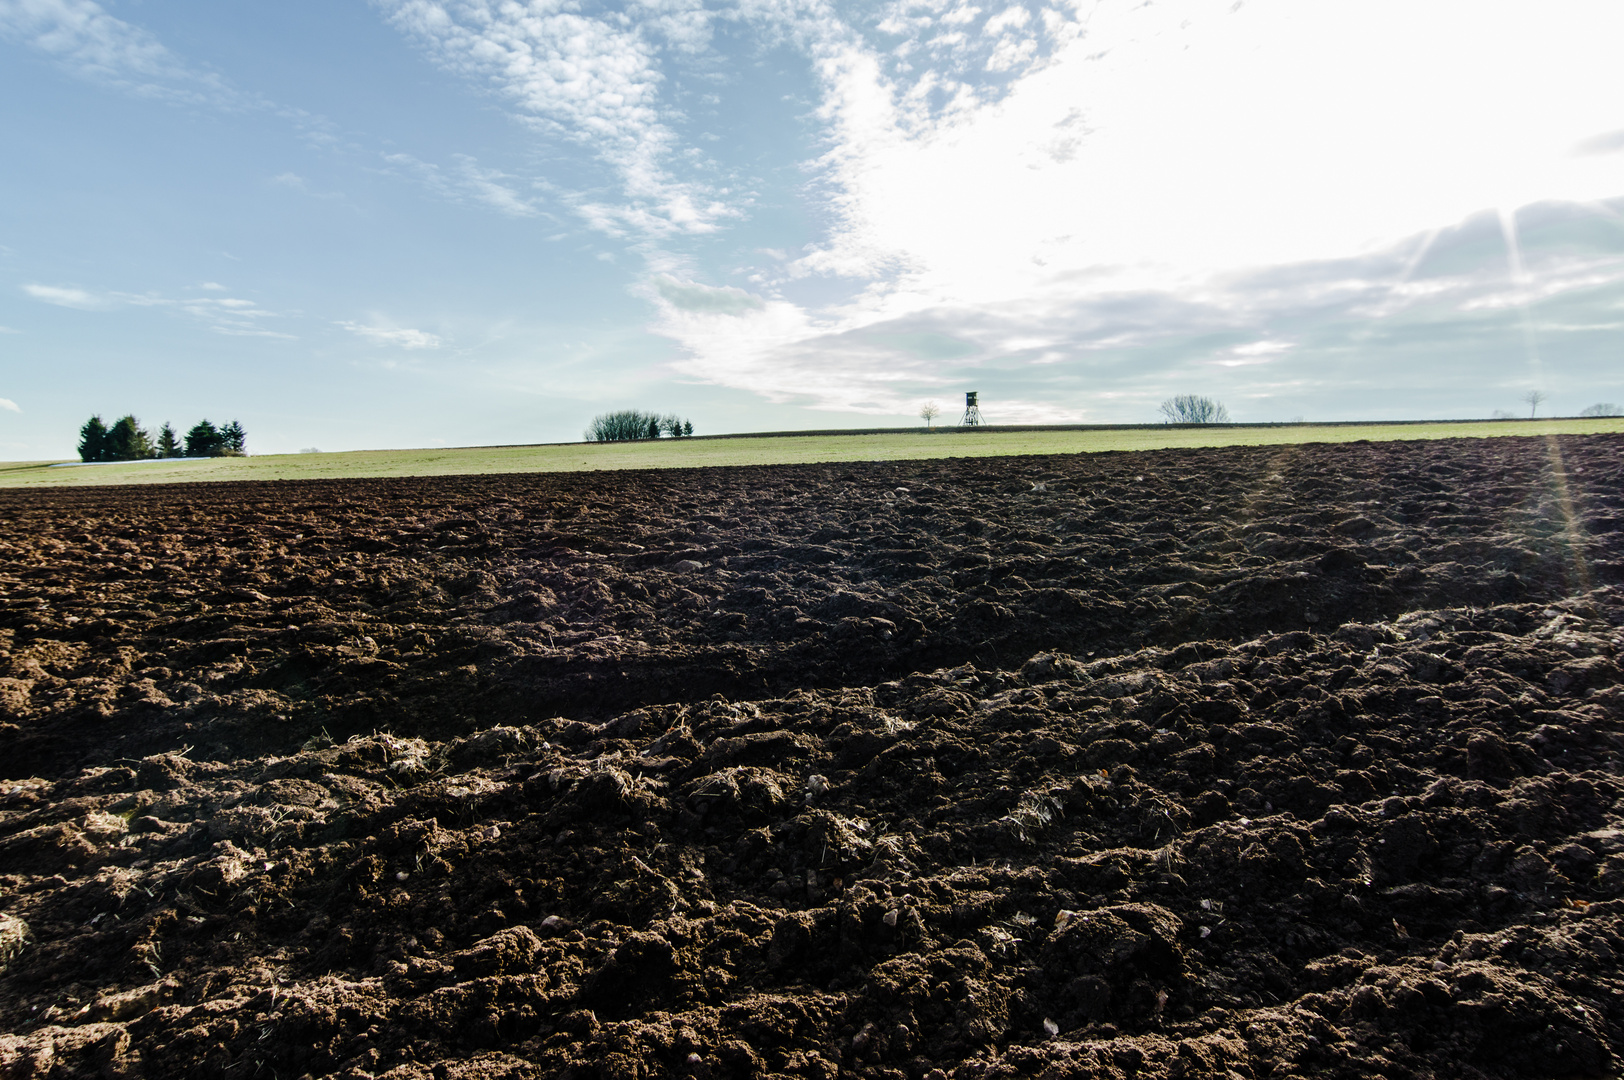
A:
[23, 283, 103, 308]
[21, 282, 293, 337]
[377, 152, 550, 219]
[338, 320, 443, 349]
[0, 0, 336, 146]
[373, 0, 734, 238]
[0, 0, 230, 104]
[268, 172, 346, 200]
[176, 295, 294, 336]
[0, 397, 20, 413]
[3, 3, 574, 226]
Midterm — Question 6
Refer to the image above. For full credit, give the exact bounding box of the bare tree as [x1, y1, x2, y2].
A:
[1580, 402, 1621, 417]
[1159, 395, 1231, 424]
[1523, 390, 1548, 418]
[919, 401, 942, 430]
[586, 409, 685, 442]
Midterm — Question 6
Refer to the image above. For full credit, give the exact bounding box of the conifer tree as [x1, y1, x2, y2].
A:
[223, 420, 247, 455]
[77, 416, 110, 462]
[157, 422, 181, 458]
[185, 419, 222, 457]
[107, 415, 155, 460]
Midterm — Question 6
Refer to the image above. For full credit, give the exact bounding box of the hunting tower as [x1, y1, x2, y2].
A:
[960, 391, 983, 427]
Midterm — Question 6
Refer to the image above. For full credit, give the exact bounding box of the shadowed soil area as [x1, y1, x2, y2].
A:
[2, 433, 1623, 1078]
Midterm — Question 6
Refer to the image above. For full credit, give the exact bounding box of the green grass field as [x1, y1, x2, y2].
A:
[4, 417, 1623, 489]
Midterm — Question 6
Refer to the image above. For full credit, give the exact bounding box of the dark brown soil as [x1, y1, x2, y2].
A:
[2, 434, 1623, 1079]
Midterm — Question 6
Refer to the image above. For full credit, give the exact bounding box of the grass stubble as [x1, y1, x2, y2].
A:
[3, 416, 1622, 489]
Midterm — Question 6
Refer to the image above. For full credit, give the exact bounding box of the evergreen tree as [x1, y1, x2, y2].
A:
[682, 419, 693, 437]
[157, 422, 181, 458]
[185, 419, 223, 457]
[107, 415, 155, 460]
[77, 415, 110, 462]
[223, 420, 247, 455]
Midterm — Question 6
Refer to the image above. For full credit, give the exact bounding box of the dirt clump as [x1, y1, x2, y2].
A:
[1, 433, 1623, 1078]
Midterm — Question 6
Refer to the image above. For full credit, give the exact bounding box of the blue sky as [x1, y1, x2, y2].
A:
[3, 0, 1623, 456]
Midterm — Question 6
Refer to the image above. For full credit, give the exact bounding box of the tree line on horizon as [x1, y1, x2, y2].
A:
[585, 410, 694, 442]
[77, 415, 246, 462]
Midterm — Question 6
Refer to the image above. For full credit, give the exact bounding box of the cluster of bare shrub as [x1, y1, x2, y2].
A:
[1159, 395, 1231, 424]
[585, 411, 694, 442]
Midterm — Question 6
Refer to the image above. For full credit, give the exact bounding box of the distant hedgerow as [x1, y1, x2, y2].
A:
[76, 414, 246, 461]
[586, 410, 694, 442]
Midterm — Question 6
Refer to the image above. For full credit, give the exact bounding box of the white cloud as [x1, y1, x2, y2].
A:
[0, 397, 20, 413]
[379, 152, 549, 219]
[788, 0, 1624, 298]
[0, 324, 20, 334]
[175, 292, 289, 335]
[269, 171, 349, 201]
[372, 0, 731, 238]
[214, 327, 298, 339]
[23, 283, 102, 308]
[0, 0, 216, 100]
[338, 320, 443, 349]
[645, 0, 1624, 418]
[983, 6, 1029, 34]
[456, 159, 541, 217]
[1572, 129, 1624, 157]
[654, 277, 765, 315]
[653, 202, 1624, 420]
[0, 0, 191, 82]
[22, 281, 293, 336]
[1210, 340, 1293, 368]
[0, 0, 338, 154]
[983, 33, 1034, 73]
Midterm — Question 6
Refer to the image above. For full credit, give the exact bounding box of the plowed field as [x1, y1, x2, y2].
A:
[3, 434, 1623, 1079]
